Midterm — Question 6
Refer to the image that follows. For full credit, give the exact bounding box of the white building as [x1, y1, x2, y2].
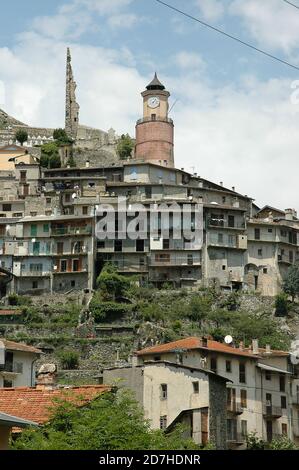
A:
[0, 339, 41, 387]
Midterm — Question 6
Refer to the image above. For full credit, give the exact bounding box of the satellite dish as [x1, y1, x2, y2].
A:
[224, 335, 233, 345]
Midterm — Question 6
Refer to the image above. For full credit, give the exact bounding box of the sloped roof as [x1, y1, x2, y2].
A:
[1, 339, 42, 355]
[0, 385, 110, 425]
[136, 337, 288, 359]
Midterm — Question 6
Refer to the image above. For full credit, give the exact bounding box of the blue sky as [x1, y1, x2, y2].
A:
[1, 0, 299, 210]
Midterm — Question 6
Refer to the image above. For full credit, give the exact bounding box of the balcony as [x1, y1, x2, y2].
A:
[149, 254, 201, 267]
[51, 226, 92, 236]
[227, 402, 244, 415]
[19, 270, 51, 277]
[136, 116, 173, 125]
[263, 405, 282, 419]
[278, 254, 293, 265]
[0, 362, 23, 374]
[208, 218, 246, 230]
[227, 433, 246, 445]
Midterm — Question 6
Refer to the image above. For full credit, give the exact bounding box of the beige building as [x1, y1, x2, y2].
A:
[0, 412, 37, 450]
[103, 360, 229, 449]
[134, 337, 294, 448]
[0, 145, 38, 171]
[0, 339, 41, 388]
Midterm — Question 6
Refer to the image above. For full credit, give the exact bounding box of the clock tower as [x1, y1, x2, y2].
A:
[135, 73, 174, 168]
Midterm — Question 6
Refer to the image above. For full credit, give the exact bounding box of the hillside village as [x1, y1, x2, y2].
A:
[0, 49, 299, 450]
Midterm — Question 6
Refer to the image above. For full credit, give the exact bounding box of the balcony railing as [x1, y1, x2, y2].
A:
[51, 227, 92, 236]
[136, 117, 173, 125]
[263, 405, 283, 418]
[278, 254, 293, 264]
[208, 218, 246, 230]
[149, 254, 201, 267]
[20, 270, 51, 277]
[227, 433, 246, 444]
[227, 402, 244, 415]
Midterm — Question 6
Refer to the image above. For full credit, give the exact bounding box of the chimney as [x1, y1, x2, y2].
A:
[252, 339, 259, 355]
[220, 182, 223, 187]
[201, 337, 208, 348]
[86, 160, 90, 168]
[285, 208, 295, 221]
[239, 341, 244, 351]
[232, 186, 235, 192]
[266, 344, 271, 354]
[36, 363, 57, 390]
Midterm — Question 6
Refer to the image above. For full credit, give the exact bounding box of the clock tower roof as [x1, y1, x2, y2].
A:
[146, 72, 165, 91]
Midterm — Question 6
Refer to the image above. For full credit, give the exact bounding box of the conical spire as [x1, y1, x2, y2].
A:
[146, 72, 165, 91]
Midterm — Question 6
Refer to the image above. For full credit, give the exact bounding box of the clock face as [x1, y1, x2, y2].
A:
[148, 97, 160, 109]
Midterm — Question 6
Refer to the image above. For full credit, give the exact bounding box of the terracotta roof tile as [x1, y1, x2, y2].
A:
[0, 385, 110, 425]
[1, 339, 42, 354]
[136, 337, 288, 359]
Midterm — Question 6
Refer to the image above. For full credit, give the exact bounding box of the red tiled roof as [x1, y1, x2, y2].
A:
[1, 339, 42, 354]
[0, 385, 110, 425]
[0, 310, 22, 316]
[136, 337, 288, 359]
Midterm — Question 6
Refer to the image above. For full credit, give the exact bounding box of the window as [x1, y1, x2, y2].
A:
[280, 375, 285, 392]
[65, 194, 71, 203]
[258, 249, 263, 257]
[218, 233, 223, 243]
[282, 423, 288, 435]
[265, 370, 271, 381]
[136, 239, 144, 252]
[30, 224, 37, 237]
[222, 265, 226, 270]
[30, 263, 42, 273]
[114, 240, 122, 252]
[227, 418, 237, 441]
[281, 396, 287, 409]
[193, 382, 199, 394]
[226, 360, 232, 373]
[254, 228, 260, 240]
[43, 224, 49, 233]
[20, 170, 27, 182]
[71, 280, 76, 288]
[32, 281, 38, 289]
[160, 384, 168, 400]
[163, 239, 170, 250]
[60, 260, 67, 272]
[154, 356, 161, 361]
[3, 379, 13, 388]
[14, 362, 23, 374]
[268, 228, 273, 233]
[2, 204, 11, 212]
[210, 357, 217, 373]
[82, 206, 88, 215]
[241, 420, 248, 437]
[228, 215, 235, 228]
[151, 114, 156, 121]
[263, 268, 268, 274]
[97, 241, 105, 249]
[72, 259, 79, 272]
[30, 212, 37, 217]
[281, 230, 287, 237]
[289, 251, 294, 263]
[57, 242, 64, 255]
[46, 198, 51, 204]
[240, 389, 247, 408]
[160, 415, 167, 430]
[45, 210, 52, 216]
[239, 363, 246, 383]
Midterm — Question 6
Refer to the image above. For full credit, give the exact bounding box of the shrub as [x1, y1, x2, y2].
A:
[8, 294, 32, 306]
[58, 350, 79, 370]
[275, 293, 289, 317]
[89, 296, 132, 323]
[96, 264, 132, 300]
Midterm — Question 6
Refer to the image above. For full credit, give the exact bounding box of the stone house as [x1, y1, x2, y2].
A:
[103, 360, 229, 449]
[134, 337, 295, 448]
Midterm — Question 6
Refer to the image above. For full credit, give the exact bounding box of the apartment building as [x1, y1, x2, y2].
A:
[0, 339, 41, 387]
[103, 360, 229, 449]
[134, 336, 295, 448]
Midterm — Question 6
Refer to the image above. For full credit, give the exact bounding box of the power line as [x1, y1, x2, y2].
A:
[155, 0, 299, 72]
[282, 0, 299, 10]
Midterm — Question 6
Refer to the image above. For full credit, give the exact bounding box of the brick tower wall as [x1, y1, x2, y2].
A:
[135, 119, 174, 167]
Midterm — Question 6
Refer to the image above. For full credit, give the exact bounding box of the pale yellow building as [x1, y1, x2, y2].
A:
[0, 145, 38, 171]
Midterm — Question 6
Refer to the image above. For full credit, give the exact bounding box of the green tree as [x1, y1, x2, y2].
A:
[187, 295, 212, 326]
[53, 128, 73, 145]
[40, 142, 61, 169]
[116, 134, 134, 160]
[275, 293, 289, 317]
[58, 350, 79, 370]
[15, 129, 28, 145]
[96, 263, 132, 301]
[283, 264, 299, 302]
[12, 389, 199, 450]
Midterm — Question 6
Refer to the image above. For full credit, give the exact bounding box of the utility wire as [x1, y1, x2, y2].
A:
[282, 0, 299, 10]
[155, 0, 299, 72]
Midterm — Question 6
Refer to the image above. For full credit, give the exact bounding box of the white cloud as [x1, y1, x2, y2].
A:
[108, 13, 138, 29]
[230, 0, 299, 55]
[174, 51, 206, 71]
[195, 0, 225, 21]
